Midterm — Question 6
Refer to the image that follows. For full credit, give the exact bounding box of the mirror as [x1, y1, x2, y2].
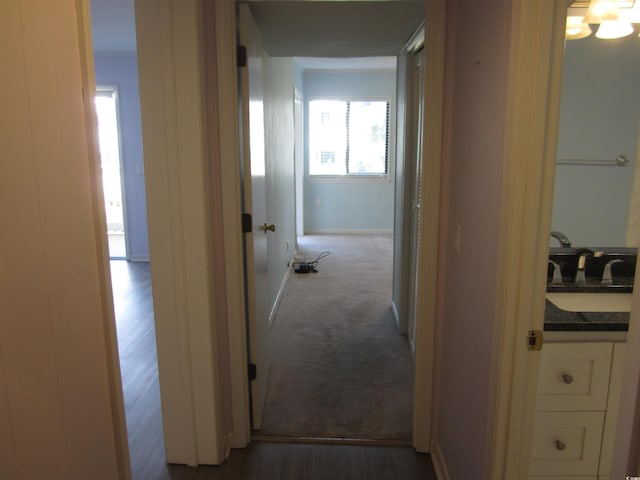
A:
[551, 33, 640, 248]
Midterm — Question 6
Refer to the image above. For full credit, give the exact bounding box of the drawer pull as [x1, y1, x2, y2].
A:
[555, 440, 566, 451]
[562, 373, 574, 384]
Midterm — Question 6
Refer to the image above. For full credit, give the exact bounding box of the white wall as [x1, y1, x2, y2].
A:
[1, 1, 125, 478]
[552, 34, 640, 247]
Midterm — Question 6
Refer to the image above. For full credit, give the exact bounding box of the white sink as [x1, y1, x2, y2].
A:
[546, 292, 632, 312]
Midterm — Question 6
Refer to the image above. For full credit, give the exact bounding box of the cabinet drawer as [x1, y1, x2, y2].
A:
[536, 342, 612, 411]
[529, 411, 604, 476]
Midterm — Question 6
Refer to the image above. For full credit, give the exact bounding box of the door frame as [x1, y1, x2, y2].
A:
[294, 87, 304, 238]
[490, 2, 640, 477]
[75, 0, 131, 477]
[95, 85, 130, 260]
[215, 0, 444, 453]
[485, 2, 568, 478]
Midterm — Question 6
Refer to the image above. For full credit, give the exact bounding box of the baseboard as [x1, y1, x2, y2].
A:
[128, 254, 150, 262]
[391, 300, 401, 330]
[391, 300, 408, 335]
[304, 229, 393, 235]
[408, 334, 416, 359]
[269, 259, 294, 329]
[430, 440, 451, 480]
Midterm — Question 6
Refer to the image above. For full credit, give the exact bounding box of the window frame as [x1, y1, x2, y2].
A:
[307, 96, 393, 183]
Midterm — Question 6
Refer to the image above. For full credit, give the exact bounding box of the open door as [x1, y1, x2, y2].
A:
[238, 3, 271, 429]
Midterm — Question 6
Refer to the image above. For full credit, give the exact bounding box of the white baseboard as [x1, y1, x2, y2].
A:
[431, 440, 450, 480]
[129, 254, 150, 262]
[391, 300, 407, 335]
[408, 333, 416, 359]
[391, 300, 400, 330]
[304, 228, 393, 235]
[269, 258, 294, 329]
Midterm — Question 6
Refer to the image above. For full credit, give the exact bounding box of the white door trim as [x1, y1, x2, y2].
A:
[76, 0, 131, 477]
[208, 0, 252, 449]
[135, 0, 227, 464]
[294, 87, 304, 238]
[412, 0, 446, 453]
[486, 2, 567, 478]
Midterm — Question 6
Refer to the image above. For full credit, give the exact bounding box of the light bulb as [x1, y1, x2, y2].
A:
[584, 0, 620, 23]
[566, 16, 593, 40]
[596, 20, 634, 38]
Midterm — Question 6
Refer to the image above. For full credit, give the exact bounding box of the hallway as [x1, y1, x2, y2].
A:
[259, 235, 414, 440]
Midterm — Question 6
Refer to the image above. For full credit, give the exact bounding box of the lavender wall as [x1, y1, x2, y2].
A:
[433, 0, 512, 476]
[94, 55, 149, 261]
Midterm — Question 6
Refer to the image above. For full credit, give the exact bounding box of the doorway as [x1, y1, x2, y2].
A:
[239, 4, 425, 443]
[95, 88, 127, 259]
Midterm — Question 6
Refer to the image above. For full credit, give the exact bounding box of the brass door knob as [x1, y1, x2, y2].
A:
[262, 223, 276, 233]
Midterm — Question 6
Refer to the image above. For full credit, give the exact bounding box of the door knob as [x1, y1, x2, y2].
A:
[262, 223, 276, 233]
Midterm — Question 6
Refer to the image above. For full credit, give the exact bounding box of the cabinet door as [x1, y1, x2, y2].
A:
[529, 411, 604, 476]
[536, 342, 612, 411]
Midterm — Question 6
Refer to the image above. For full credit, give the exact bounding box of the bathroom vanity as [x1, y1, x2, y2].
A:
[528, 248, 634, 479]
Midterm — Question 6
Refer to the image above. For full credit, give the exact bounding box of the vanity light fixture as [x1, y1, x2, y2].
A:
[567, 0, 637, 40]
[566, 16, 593, 39]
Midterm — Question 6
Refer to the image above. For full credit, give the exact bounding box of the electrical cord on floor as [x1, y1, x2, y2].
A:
[293, 251, 330, 273]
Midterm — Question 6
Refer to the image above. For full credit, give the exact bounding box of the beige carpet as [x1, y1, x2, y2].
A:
[259, 235, 414, 440]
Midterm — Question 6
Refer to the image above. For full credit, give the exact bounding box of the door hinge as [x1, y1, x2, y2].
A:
[527, 330, 544, 351]
[248, 363, 257, 381]
[241, 213, 252, 233]
[237, 45, 247, 68]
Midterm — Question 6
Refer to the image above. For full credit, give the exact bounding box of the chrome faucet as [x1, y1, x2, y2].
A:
[601, 259, 623, 285]
[575, 255, 587, 285]
[574, 249, 602, 285]
[550, 231, 571, 248]
[548, 260, 563, 285]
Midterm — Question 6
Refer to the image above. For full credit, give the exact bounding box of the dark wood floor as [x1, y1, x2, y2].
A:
[110, 260, 436, 479]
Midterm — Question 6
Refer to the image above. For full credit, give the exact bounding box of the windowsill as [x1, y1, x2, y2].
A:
[308, 175, 392, 184]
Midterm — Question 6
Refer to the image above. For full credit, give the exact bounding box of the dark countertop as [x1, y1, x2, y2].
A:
[544, 299, 630, 332]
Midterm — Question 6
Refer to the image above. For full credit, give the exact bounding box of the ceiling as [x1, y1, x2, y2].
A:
[247, 1, 424, 58]
[90, 0, 423, 69]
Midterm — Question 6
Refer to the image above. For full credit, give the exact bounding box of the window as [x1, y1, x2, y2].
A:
[309, 99, 390, 177]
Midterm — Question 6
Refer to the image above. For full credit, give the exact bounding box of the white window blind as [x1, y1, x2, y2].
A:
[309, 99, 389, 177]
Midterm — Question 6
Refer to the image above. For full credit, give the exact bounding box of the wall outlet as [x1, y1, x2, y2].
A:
[315, 198, 321, 207]
[286, 239, 290, 252]
[136, 164, 144, 176]
[453, 224, 461, 254]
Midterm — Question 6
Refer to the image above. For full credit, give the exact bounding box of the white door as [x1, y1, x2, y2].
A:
[238, 3, 271, 429]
